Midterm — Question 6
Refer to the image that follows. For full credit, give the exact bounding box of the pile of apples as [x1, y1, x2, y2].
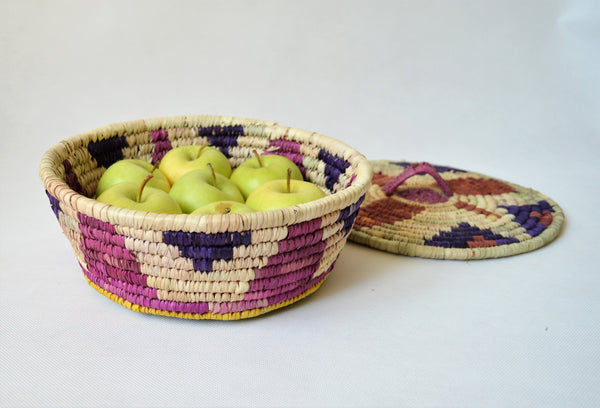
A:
[94, 145, 326, 215]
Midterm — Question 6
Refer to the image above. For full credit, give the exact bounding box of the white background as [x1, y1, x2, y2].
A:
[1, 1, 599, 407]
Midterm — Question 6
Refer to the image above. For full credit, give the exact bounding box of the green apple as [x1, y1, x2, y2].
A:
[191, 201, 256, 215]
[169, 166, 244, 213]
[96, 175, 182, 214]
[96, 159, 170, 196]
[245, 170, 326, 211]
[159, 145, 232, 185]
[230, 151, 304, 199]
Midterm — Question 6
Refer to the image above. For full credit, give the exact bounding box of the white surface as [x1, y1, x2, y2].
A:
[1, 1, 599, 407]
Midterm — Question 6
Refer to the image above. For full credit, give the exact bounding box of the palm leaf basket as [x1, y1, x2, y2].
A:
[39, 115, 372, 320]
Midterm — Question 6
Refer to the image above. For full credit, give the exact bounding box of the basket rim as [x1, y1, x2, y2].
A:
[39, 114, 373, 233]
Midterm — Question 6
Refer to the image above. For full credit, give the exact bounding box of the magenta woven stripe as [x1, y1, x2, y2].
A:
[84, 259, 333, 316]
[79, 226, 137, 254]
[151, 129, 172, 164]
[209, 299, 268, 314]
[277, 229, 324, 253]
[248, 262, 319, 293]
[253, 252, 324, 279]
[83, 264, 210, 314]
[145, 298, 209, 314]
[86, 258, 147, 286]
[268, 139, 302, 154]
[213, 266, 333, 314]
[81, 237, 137, 263]
[78, 213, 117, 234]
[78, 212, 147, 287]
[346, 173, 357, 187]
[243, 279, 315, 301]
[287, 218, 322, 239]
[82, 263, 159, 300]
[267, 139, 306, 172]
[82, 252, 336, 316]
[266, 264, 333, 306]
[281, 152, 305, 169]
[83, 263, 157, 298]
[265, 239, 327, 268]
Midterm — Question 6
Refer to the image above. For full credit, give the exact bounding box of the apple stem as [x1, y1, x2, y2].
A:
[216, 202, 231, 214]
[207, 163, 217, 187]
[252, 149, 263, 167]
[286, 168, 291, 194]
[195, 144, 209, 160]
[138, 174, 154, 203]
[151, 161, 160, 173]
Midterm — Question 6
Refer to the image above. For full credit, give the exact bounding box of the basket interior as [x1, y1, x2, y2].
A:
[55, 117, 358, 204]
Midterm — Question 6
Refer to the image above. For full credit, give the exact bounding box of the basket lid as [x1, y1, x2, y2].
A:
[349, 160, 564, 260]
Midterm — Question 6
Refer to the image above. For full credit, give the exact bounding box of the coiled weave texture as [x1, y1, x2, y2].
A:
[349, 160, 563, 260]
[40, 115, 372, 319]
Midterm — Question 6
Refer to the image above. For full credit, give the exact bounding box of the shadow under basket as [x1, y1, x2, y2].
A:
[39, 115, 372, 320]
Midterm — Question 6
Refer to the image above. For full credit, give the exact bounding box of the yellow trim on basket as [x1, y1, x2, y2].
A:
[84, 274, 326, 320]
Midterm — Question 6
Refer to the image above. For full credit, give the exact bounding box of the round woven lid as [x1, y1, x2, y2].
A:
[349, 160, 564, 260]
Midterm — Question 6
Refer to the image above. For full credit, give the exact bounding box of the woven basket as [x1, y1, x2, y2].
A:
[39, 115, 372, 320]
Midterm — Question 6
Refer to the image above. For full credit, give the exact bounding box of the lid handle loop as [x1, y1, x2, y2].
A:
[382, 162, 452, 197]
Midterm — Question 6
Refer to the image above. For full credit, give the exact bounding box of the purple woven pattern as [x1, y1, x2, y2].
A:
[45, 190, 61, 220]
[266, 139, 307, 175]
[87, 136, 128, 168]
[424, 223, 520, 249]
[498, 201, 554, 238]
[43, 189, 363, 317]
[62, 159, 86, 195]
[151, 129, 171, 164]
[163, 230, 252, 272]
[320, 149, 351, 190]
[77, 213, 153, 296]
[337, 194, 365, 235]
[266, 141, 352, 193]
[82, 124, 245, 172]
[53, 197, 361, 316]
[70, 213, 352, 316]
[201, 125, 244, 156]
